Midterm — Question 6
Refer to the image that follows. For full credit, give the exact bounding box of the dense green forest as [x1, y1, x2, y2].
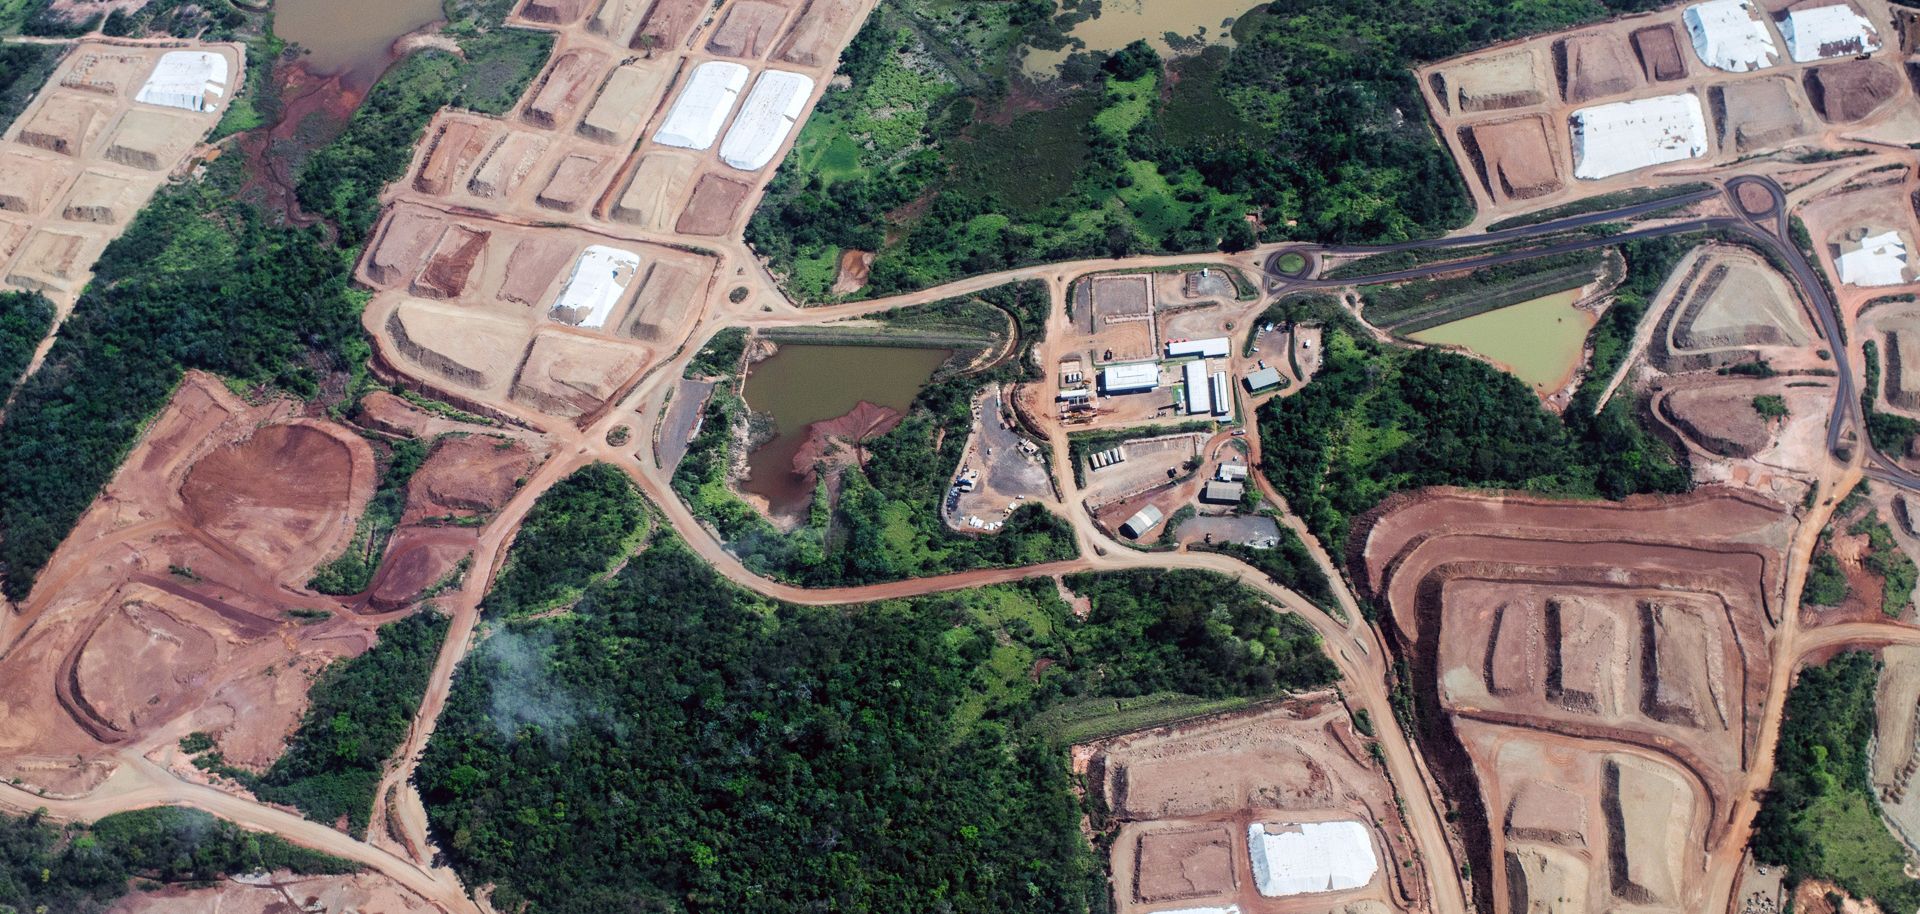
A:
[747, 0, 1663, 299]
[484, 462, 649, 617]
[248, 612, 449, 836]
[1752, 651, 1920, 914]
[673, 282, 1077, 585]
[0, 42, 55, 131]
[1256, 243, 1691, 550]
[421, 535, 1334, 912]
[0, 806, 356, 914]
[0, 291, 53, 396]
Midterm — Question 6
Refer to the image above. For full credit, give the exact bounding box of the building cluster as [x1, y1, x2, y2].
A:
[1094, 336, 1237, 422]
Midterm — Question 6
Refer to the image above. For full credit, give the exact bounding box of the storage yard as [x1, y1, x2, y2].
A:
[0, 42, 239, 307]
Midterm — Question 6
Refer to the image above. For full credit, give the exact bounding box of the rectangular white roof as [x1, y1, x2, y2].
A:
[1781, 4, 1881, 63]
[1248, 821, 1378, 897]
[719, 70, 814, 171]
[1210, 371, 1232, 420]
[653, 61, 749, 150]
[1244, 366, 1283, 391]
[1684, 0, 1780, 72]
[1101, 361, 1159, 392]
[549, 245, 640, 329]
[136, 51, 229, 112]
[1838, 231, 1909, 287]
[1184, 359, 1212, 414]
[1166, 337, 1230, 359]
[1570, 93, 1708, 180]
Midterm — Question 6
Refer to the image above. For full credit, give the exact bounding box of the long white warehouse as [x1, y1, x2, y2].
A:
[653, 61, 749, 150]
[549, 245, 640, 329]
[1101, 361, 1159, 394]
[1166, 337, 1231, 359]
[136, 51, 229, 112]
[1684, 0, 1779, 72]
[720, 70, 815, 171]
[1247, 821, 1378, 897]
[1780, 3, 1881, 63]
[1184, 359, 1212, 415]
[1570, 93, 1708, 180]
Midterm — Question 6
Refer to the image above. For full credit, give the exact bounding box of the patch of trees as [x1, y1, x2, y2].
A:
[0, 43, 56, 133]
[0, 806, 357, 914]
[0, 291, 53, 395]
[484, 463, 648, 617]
[1752, 651, 1920, 914]
[310, 437, 429, 595]
[420, 536, 1333, 912]
[246, 611, 449, 836]
[1201, 530, 1339, 614]
[1860, 340, 1920, 455]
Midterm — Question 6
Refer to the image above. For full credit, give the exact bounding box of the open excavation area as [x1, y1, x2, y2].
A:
[1089, 693, 1430, 914]
[1359, 488, 1794, 914]
[0, 42, 238, 305]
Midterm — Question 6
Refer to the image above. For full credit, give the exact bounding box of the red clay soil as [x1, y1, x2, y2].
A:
[403, 433, 539, 523]
[412, 224, 489, 299]
[631, 0, 706, 53]
[523, 48, 608, 130]
[413, 117, 496, 197]
[1632, 23, 1689, 83]
[707, 0, 792, 59]
[519, 0, 588, 25]
[1806, 59, 1902, 122]
[778, 0, 864, 68]
[789, 401, 902, 482]
[367, 530, 473, 611]
[497, 235, 576, 306]
[674, 173, 752, 236]
[353, 391, 439, 437]
[233, 61, 363, 225]
[180, 421, 372, 581]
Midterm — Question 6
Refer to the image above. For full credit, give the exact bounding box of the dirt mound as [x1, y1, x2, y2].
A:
[0, 153, 65, 215]
[61, 170, 137, 224]
[18, 96, 106, 156]
[623, 259, 707, 341]
[1133, 826, 1235, 904]
[1558, 33, 1643, 103]
[6, 229, 88, 293]
[535, 152, 612, 212]
[180, 422, 369, 575]
[1506, 847, 1589, 914]
[468, 131, 549, 199]
[519, 0, 586, 24]
[1660, 384, 1776, 457]
[788, 400, 902, 481]
[1602, 755, 1688, 905]
[368, 535, 471, 610]
[1713, 78, 1811, 153]
[367, 208, 444, 286]
[103, 109, 194, 171]
[414, 118, 494, 196]
[589, 0, 647, 39]
[412, 224, 489, 299]
[1506, 780, 1586, 845]
[59, 51, 147, 97]
[73, 600, 217, 733]
[405, 434, 538, 520]
[524, 48, 608, 130]
[707, 0, 791, 58]
[497, 235, 575, 306]
[1460, 116, 1561, 202]
[1806, 58, 1901, 123]
[386, 298, 530, 390]
[611, 151, 697, 230]
[778, 0, 863, 68]
[1443, 51, 1544, 113]
[508, 331, 649, 418]
[578, 64, 667, 144]
[675, 174, 752, 236]
[631, 0, 705, 52]
[1632, 24, 1688, 82]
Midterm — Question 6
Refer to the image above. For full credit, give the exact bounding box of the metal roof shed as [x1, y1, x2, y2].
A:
[1101, 361, 1159, 393]
[1120, 504, 1164, 538]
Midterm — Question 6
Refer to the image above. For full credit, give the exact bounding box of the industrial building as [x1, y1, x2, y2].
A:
[653, 61, 749, 150]
[1202, 480, 1244, 504]
[1218, 464, 1248, 482]
[1243, 366, 1283, 393]
[1569, 93, 1708, 180]
[548, 245, 640, 329]
[1100, 361, 1159, 394]
[135, 51, 229, 112]
[1780, 3, 1881, 62]
[1120, 504, 1163, 538]
[1683, 0, 1779, 72]
[1184, 360, 1212, 415]
[1837, 230, 1910, 286]
[1247, 821, 1379, 897]
[1210, 371, 1232, 421]
[1165, 337, 1230, 359]
[719, 70, 815, 171]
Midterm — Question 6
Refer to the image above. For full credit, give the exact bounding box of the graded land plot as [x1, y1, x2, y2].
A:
[674, 172, 754, 235]
[1080, 431, 1205, 509]
[1805, 58, 1903, 122]
[578, 62, 671, 145]
[1089, 693, 1432, 914]
[587, 0, 650, 44]
[0, 373, 381, 794]
[1433, 50, 1547, 115]
[1633, 23, 1691, 82]
[1359, 488, 1794, 914]
[412, 115, 502, 197]
[1072, 272, 1159, 366]
[621, 256, 712, 342]
[1558, 31, 1645, 103]
[1886, 318, 1920, 411]
[509, 328, 652, 418]
[514, 0, 590, 26]
[0, 42, 238, 305]
[1653, 376, 1804, 460]
[522, 47, 612, 131]
[707, 0, 796, 60]
[1458, 115, 1563, 203]
[1798, 176, 1920, 290]
[381, 297, 536, 396]
[1711, 76, 1814, 153]
[610, 149, 699, 230]
[945, 386, 1051, 533]
[630, 0, 709, 53]
[1652, 245, 1812, 372]
[1873, 645, 1920, 857]
[535, 151, 615, 212]
[776, 0, 866, 69]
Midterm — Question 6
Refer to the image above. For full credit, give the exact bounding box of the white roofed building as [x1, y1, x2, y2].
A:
[1837, 231, 1910, 287]
[1120, 504, 1164, 538]
[1570, 93, 1708, 180]
[719, 70, 815, 171]
[549, 245, 640, 329]
[1101, 361, 1160, 394]
[653, 61, 749, 150]
[136, 51, 229, 112]
[1247, 821, 1379, 897]
[1780, 3, 1881, 63]
[1184, 360, 1212, 415]
[1684, 0, 1780, 72]
[1166, 337, 1231, 359]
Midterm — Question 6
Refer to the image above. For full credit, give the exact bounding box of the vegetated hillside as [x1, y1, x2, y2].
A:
[748, 0, 1662, 299]
[673, 281, 1078, 585]
[0, 15, 544, 598]
[1257, 237, 1693, 551]
[1752, 651, 1920, 914]
[0, 806, 358, 914]
[484, 462, 649, 617]
[0, 42, 57, 131]
[420, 537, 1335, 913]
[0, 290, 53, 394]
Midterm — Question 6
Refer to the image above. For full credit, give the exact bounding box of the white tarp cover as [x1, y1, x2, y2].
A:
[653, 61, 749, 150]
[1837, 231, 1909, 286]
[1247, 821, 1378, 897]
[550, 245, 640, 329]
[719, 70, 814, 171]
[1781, 4, 1881, 63]
[1684, 0, 1780, 72]
[136, 51, 229, 112]
[1570, 93, 1708, 180]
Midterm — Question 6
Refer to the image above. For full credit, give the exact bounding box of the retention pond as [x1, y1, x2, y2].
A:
[741, 343, 950, 520]
[1408, 289, 1595, 394]
[276, 0, 445, 86]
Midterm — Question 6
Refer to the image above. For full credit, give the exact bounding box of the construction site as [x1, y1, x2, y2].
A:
[0, 41, 238, 307]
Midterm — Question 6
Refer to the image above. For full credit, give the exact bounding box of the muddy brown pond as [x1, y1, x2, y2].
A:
[741, 344, 950, 520]
[276, 0, 445, 85]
